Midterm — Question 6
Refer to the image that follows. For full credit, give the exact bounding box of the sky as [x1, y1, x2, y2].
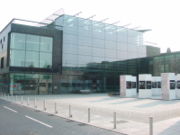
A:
[0, 0, 180, 52]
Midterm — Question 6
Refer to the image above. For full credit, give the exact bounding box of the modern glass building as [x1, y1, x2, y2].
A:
[0, 12, 166, 95]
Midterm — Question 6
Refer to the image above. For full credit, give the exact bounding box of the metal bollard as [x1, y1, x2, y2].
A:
[43, 100, 46, 111]
[15, 95, 17, 102]
[10, 95, 12, 101]
[21, 96, 23, 104]
[69, 105, 72, 118]
[149, 117, 153, 135]
[54, 102, 58, 114]
[113, 112, 117, 129]
[88, 108, 90, 123]
[11, 95, 13, 101]
[12, 95, 14, 102]
[34, 97, 37, 108]
[27, 97, 29, 106]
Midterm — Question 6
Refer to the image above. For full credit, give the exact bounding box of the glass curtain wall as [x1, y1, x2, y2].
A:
[9, 32, 53, 94]
[59, 15, 144, 69]
[54, 15, 144, 92]
[10, 32, 53, 68]
[10, 73, 52, 95]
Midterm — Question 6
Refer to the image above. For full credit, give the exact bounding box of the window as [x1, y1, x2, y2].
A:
[10, 33, 26, 50]
[26, 34, 39, 51]
[146, 81, 152, 89]
[40, 37, 52, 52]
[152, 82, 157, 88]
[126, 81, 131, 89]
[10, 50, 25, 66]
[139, 81, 145, 89]
[131, 82, 136, 88]
[157, 82, 161, 88]
[40, 52, 52, 68]
[170, 80, 175, 90]
[177, 81, 180, 89]
[10, 73, 52, 94]
[25, 51, 39, 67]
[10, 33, 53, 68]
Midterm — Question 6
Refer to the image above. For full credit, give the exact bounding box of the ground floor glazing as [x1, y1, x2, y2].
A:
[0, 73, 52, 95]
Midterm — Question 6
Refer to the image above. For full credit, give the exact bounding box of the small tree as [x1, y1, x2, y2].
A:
[167, 48, 171, 53]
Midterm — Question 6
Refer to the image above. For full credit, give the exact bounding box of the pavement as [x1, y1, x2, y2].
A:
[1, 94, 180, 135]
[0, 99, 123, 135]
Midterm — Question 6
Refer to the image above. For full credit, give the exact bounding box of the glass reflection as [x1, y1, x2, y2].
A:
[10, 33, 26, 50]
[26, 34, 39, 51]
[10, 73, 52, 95]
[25, 51, 39, 67]
[40, 52, 52, 68]
[40, 37, 53, 52]
[10, 33, 52, 68]
[10, 50, 25, 67]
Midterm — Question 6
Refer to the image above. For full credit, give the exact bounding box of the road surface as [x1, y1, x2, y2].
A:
[0, 99, 124, 135]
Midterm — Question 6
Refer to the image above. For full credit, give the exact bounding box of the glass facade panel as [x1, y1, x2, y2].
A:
[40, 52, 52, 68]
[92, 39, 104, 48]
[105, 25, 116, 41]
[64, 44, 78, 54]
[93, 48, 104, 58]
[25, 51, 39, 67]
[93, 22, 104, 39]
[26, 34, 40, 51]
[10, 32, 53, 68]
[63, 34, 77, 44]
[105, 49, 117, 59]
[10, 73, 52, 95]
[10, 50, 25, 67]
[105, 41, 117, 49]
[79, 36, 91, 46]
[117, 28, 128, 43]
[164, 55, 176, 72]
[176, 54, 180, 73]
[40, 37, 53, 52]
[78, 46, 92, 56]
[10, 33, 26, 50]
[63, 54, 78, 67]
[153, 56, 165, 76]
[78, 55, 92, 67]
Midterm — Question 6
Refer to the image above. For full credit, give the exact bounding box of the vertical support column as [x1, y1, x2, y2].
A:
[149, 117, 153, 135]
[113, 112, 117, 129]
